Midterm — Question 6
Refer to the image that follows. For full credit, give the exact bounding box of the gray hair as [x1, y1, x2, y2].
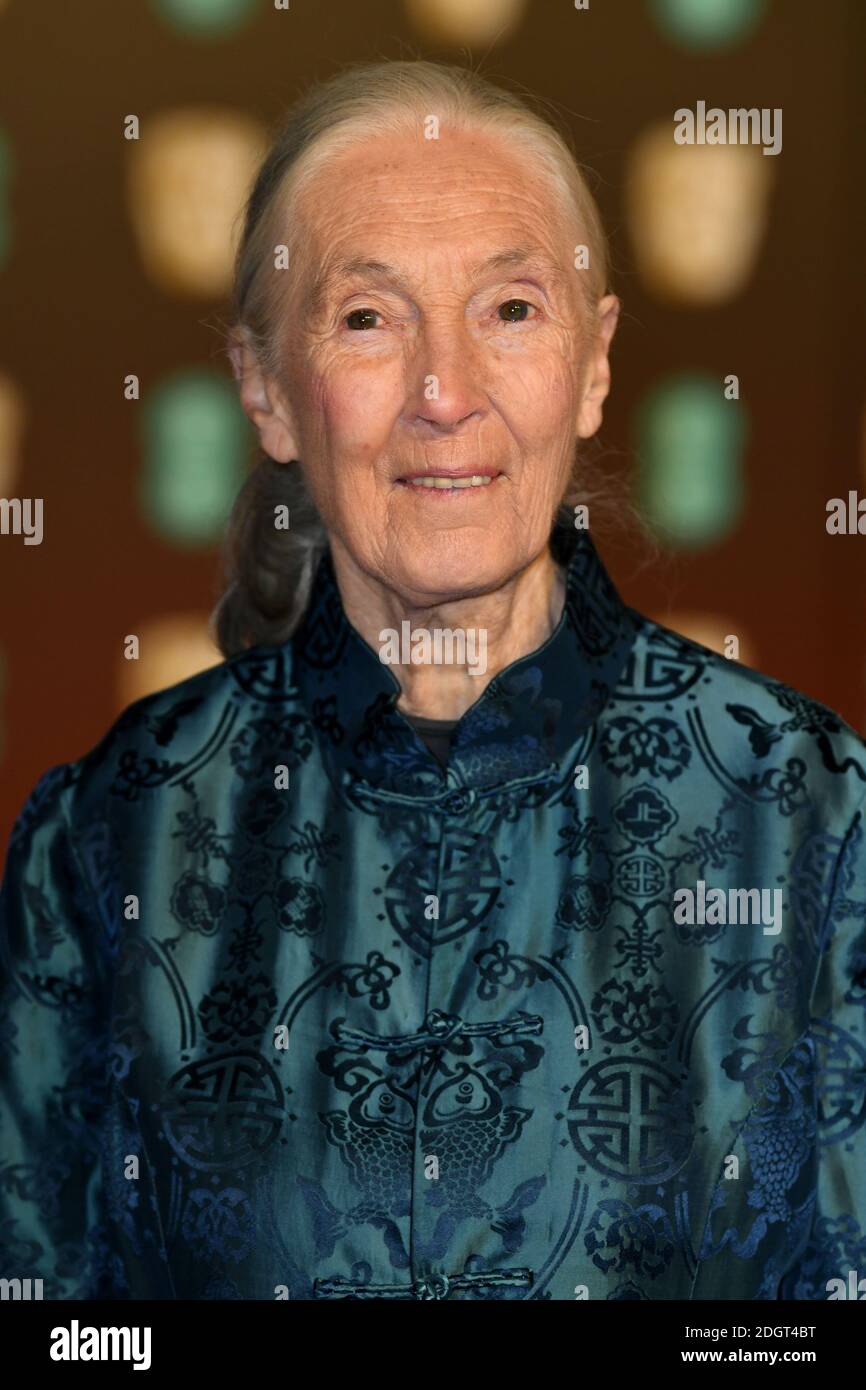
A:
[212, 58, 611, 658]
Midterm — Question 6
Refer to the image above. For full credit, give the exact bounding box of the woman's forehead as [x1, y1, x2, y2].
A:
[293, 125, 575, 237]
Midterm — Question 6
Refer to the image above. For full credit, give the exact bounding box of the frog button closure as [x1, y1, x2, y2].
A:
[415, 1273, 450, 1300]
[424, 1009, 462, 1043]
[440, 787, 476, 816]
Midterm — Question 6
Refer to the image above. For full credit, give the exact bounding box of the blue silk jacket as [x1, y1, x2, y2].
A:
[2, 527, 865, 1301]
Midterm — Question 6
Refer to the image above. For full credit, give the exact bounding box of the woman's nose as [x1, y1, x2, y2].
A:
[407, 321, 487, 434]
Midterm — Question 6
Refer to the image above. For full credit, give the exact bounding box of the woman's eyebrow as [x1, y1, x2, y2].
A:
[305, 246, 566, 316]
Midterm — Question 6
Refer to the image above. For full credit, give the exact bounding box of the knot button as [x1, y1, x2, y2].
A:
[441, 788, 475, 816]
[424, 1009, 462, 1042]
[416, 1273, 450, 1300]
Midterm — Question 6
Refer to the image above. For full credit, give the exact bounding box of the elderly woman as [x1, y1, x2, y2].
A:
[1, 60, 865, 1304]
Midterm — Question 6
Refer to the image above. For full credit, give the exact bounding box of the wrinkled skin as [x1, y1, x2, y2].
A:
[233, 124, 619, 717]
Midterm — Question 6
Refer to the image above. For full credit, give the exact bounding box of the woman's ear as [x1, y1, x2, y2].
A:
[229, 329, 299, 464]
[576, 293, 620, 440]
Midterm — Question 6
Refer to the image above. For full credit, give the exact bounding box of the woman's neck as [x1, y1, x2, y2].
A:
[330, 542, 568, 722]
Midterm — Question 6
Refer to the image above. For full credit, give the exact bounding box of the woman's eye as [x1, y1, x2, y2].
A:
[497, 298, 536, 324]
[345, 308, 380, 330]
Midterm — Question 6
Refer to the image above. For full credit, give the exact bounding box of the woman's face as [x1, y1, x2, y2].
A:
[255, 125, 618, 605]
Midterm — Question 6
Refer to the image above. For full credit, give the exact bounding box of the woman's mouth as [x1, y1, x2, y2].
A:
[396, 472, 502, 492]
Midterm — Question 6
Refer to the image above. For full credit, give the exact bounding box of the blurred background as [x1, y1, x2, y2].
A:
[0, 0, 864, 860]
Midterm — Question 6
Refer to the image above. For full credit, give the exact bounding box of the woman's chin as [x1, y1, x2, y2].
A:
[387, 544, 521, 604]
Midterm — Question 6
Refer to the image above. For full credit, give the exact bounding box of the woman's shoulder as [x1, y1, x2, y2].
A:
[12, 638, 306, 838]
[623, 608, 866, 827]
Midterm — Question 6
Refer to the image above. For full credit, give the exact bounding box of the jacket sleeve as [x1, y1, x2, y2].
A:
[0, 765, 113, 1298]
[779, 796, 866, 1299]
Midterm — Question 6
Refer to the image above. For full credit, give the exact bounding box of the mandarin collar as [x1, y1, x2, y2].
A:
[292, 526, 637, 802]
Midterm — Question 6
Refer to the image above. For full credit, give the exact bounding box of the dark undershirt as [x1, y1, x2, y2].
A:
[403, 713, 459, 768]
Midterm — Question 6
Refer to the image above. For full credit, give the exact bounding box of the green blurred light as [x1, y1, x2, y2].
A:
[636, 373, 747, 548]
[647, 0, 767, 50]
[140, 371, 249, 547]
[0, 127, 11, 271]
[152, 0, 260, 38]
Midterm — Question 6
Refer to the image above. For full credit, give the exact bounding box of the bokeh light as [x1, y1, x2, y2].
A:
[0, 372, 25, 495]
[140, 370, 249, 547]
[625, 122, 774, 305]
[636, 373, 747, 548]
[151, 0, 260, 38]
[405, 0, 527, 46]
[116, 613, 221, 707]
[648, 0, 768, 51]
[126, 107, 266, 297]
